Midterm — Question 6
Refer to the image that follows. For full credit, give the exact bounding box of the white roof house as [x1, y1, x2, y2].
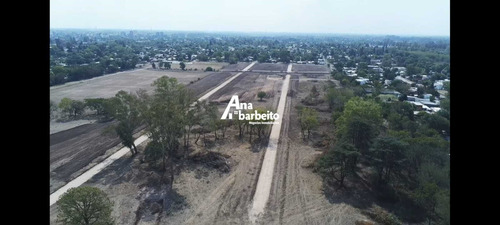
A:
[356, 78, 370, 85]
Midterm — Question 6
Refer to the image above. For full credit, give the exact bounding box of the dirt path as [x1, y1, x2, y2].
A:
[257, 78, 368, 225]
[249, 70, 291, 222]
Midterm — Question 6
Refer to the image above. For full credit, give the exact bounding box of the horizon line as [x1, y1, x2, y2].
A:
[49, 27, 450, 38]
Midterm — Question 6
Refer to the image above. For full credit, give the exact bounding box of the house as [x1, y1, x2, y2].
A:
[434, 81, 443, 90]
[395, 76, 414, 85]
[356, 78, 370, 85]
[380, 89, 401, 98]
[384, 80, 392, 86]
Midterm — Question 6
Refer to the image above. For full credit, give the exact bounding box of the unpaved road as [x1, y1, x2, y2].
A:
[250, 73, 291, 222]
[258, 78, 368, 225]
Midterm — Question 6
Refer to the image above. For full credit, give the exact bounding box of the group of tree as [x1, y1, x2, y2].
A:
[317, 87, 450, 224]
[297, 106, 319, 140]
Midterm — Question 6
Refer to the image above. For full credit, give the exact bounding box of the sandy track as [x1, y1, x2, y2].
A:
[257, 78, 368, 225]
[249, 71, 291, 222]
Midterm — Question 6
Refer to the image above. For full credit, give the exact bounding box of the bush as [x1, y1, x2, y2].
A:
[205, 66, 213, 71]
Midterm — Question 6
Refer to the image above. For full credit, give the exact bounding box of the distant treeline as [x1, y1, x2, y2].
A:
[50, 61, 137, 86]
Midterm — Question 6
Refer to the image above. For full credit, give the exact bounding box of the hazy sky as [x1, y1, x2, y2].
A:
[50, 0, 450, 36]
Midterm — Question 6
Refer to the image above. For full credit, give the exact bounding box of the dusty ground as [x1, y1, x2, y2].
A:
[49, 67, 238, 194]
[255, 78, 369, 225]
[50, 121, 146, 194]
[221, 62, 252, 71]
[50, 119, 97, 134]
[49, 64, 370, 225]
[169, 61, 229, 71]
[292, 64, 330, 72]
[251, 63, 289, 72]
[50, 69, 210, 104]
[49, 71, 283, 224]
[209, 72, 283, 105]
[186, 72, 236, 98]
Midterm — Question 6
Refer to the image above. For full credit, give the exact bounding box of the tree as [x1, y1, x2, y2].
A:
[335, 97, 382, 153]
[71, 100, 86, 118]
[108, 91, 142, 156]
[369, 136, 408, 184]
[59, 97, 74, 118]
[141, 76, 193, 189]
[298, 107, 319, 139]
[152, 62, 156, 69]
[252, 108, 271, 140]
[180, 62, 186, 70]
[57, 186, 114, 225]
[165, 62, 171, 70]
[204, 102, 220, 140]
[182, 101, 201, 155]
[50, 100, 57, 119]
[84, 98, 107, 116]
[234, 111, 248, 139]
[257, 91, 266, 101]
[317, 142, 360, 187]
[326, 87, 354, 112]
[310, 85, 320, 98]
[205, 66, 213, 71]
[413, 182, 440, 225]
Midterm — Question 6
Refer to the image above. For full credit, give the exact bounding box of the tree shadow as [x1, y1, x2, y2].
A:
[323, 171, 426, 224]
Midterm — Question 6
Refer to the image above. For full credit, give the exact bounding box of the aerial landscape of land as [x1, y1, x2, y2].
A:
[49, 28, 450, 225]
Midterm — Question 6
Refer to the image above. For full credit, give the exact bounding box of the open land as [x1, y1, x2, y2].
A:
[50, 62, 372, 225]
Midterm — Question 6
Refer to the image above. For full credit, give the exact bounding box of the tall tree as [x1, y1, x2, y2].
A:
[317, 142, 360, 187]
[298, 107, 319, 139]
[335, 97, 382, 153]
[370, 136, 408, 184]
[141, 76, 193, 188]
[108, 90, 142, 155]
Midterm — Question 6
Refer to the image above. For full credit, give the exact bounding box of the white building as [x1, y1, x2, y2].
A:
[356, 78, 370, 85]
[395, 76, 414, 85]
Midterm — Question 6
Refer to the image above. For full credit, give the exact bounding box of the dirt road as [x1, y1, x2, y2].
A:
[249, 71, 291, 222]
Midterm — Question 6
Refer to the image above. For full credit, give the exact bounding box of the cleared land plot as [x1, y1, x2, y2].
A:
[50, 68, 240, 194]
[50, 69, 209, 104]
[297, 73, 332, 80]
[169, 61, 229, 71]
[186, 72, 236, 97]
[50, 121, 145, 193]
[208, 72, 284, 105]
[220, 62, 251, 71]
[292, 64, 330, 72]
[251, 63, 289, 72]
[50, 72, 285, 224]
